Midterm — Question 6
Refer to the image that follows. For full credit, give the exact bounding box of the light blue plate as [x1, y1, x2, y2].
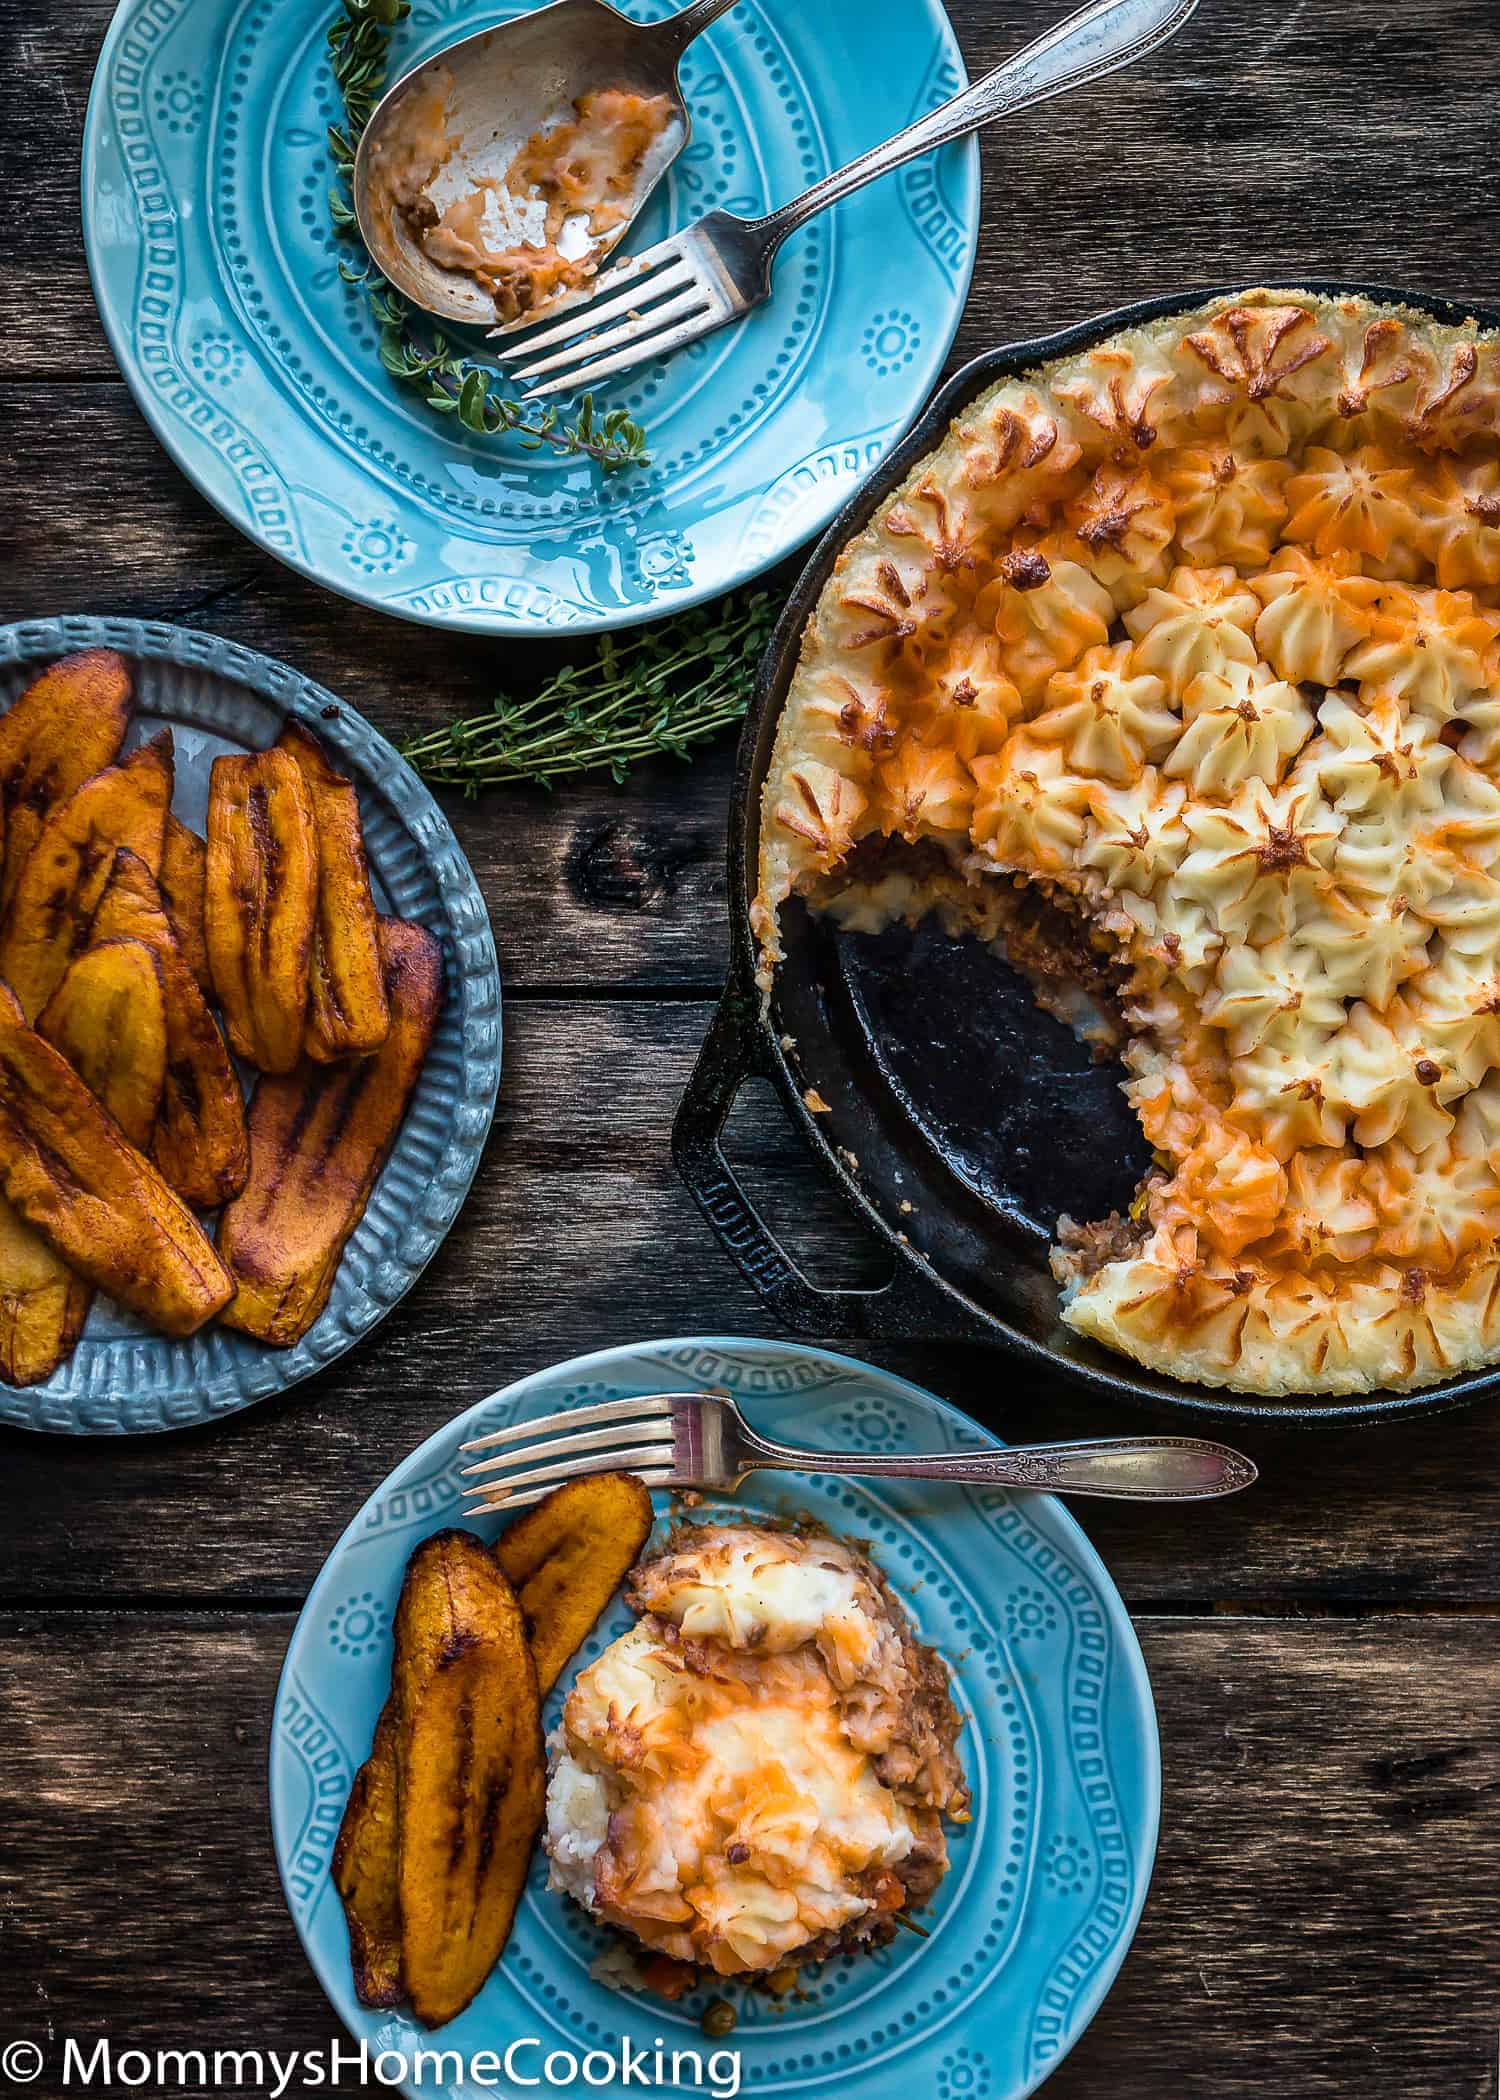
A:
[271, 1337, 1159, 2097]
[81, 0, 979, 637]
[0, 616, 501, 1436]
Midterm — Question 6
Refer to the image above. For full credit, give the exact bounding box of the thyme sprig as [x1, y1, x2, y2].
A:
[325, 0, 649, 471]
[402, 592, 779, 790]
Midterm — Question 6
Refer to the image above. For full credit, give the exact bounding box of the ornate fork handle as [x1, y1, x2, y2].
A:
[643, 0, 746, 59]
[739, 0, 1198, 258]
[736, 1433, 1256, 1501]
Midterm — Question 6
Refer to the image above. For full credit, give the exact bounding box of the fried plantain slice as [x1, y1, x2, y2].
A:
[217, 917, 441, 1345]
[332, 1700, 404, 2009]
[205, 748, 319, 1074]
[0, 650, 134, 909]
[38, 939, 168, 1150]
[495, 1472, 655, 1696]
[160, 814, 212, 997]
[0, 732, 174, 1023]
[91, 849, 249, 1209]
[0, 1195, 88, 1388]
[279, 725, 389, 1062]
[6, 940, 174, 1382]
[330, 1472, 650, 1999]
[0, 980, 233, 1335]
[393, 1530, 544, 2029]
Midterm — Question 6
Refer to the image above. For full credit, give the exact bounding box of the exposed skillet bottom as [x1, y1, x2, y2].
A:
[674, 281, 1500, 1429]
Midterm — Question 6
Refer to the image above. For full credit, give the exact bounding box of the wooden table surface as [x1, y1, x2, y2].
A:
[3, 0, 1499, 2093]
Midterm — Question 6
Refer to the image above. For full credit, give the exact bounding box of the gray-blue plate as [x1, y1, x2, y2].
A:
[0, 616, 501, 1436]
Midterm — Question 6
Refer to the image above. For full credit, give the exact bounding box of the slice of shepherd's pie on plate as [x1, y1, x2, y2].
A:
[755, 286, 1500, 1398]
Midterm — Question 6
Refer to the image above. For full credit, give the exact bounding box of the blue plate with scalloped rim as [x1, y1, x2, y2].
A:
[81, 0, 979, 636]
[0, 615, 501, 1437]
[271, 1337, 1158, 2097]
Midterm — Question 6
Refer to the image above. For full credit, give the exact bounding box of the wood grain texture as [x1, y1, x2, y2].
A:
[3, 0, 1500, 375]
[0, 1615, 1495, 2097]
[0, 999, 1499, 1608]
[4, 0, 1500, 2087]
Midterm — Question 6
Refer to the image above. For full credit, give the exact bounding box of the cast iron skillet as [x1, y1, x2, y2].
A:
[673, 281, 1500, 1426]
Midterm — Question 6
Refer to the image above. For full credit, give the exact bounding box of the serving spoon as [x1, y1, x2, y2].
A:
[353, 0, 744, 327]
[493, 0, 1202, 393]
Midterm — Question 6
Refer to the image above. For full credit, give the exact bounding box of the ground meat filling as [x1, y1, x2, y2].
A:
[1053, 1203, 1153, 1285]
[991, 875, 1130, 1050]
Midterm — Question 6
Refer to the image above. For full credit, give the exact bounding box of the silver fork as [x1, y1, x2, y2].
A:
[489, 0, 1199, 398]
[460, 1389, 1256, 1514]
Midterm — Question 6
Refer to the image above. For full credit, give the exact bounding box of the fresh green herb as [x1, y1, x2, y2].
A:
[325, 0, 649, 471]
[401, 591, 779, 790]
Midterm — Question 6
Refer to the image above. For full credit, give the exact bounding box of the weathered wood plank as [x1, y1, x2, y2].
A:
[0, 1613, 1493, 2098]
[0, 378, 756, 990]
[0, 374, 797, 994]
[4, 2, 1500, 2085]
[4, 0, 1500, 998]
[0, 996, 1496, 1608]
[4, 0, 1500, 374]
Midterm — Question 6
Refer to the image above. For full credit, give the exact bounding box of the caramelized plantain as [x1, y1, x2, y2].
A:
[495, 1472, 655, 1696]
[392, 1531, 544, 2029]
[0, 929, 171, 1386]
[38, 939, 168, 1150]
[160, 814, 212, 997]
[0, 732, 173, 1023]
[0, 1196, 88, 1388]
[0, 650, 133, 909]
[332, 1701, 404, 2009]
[5, 940, 174, 1382]
[329, 1472, 649, 1999]
[279, 724, 389, 1061]
[91, 849, 249, 1209]
[217, 918, 441, 1344]
[205, 748, 318, 1073]
[0, 980, 233, 1335]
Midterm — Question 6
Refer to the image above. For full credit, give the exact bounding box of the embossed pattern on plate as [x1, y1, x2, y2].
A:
[270, 1337, 1159, 2098]
[0, 616, 502, 1436]
[81, 0, 979, 635]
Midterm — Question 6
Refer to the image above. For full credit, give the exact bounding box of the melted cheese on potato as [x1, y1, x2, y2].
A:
[545, 1525, 964, 1976]
[754, 287, 1500, 1399]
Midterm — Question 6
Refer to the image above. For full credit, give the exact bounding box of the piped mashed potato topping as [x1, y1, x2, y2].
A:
[754, 287, 1500, 1398]
[371, 77, 675, 322]
[545, 1524, 968, 1979]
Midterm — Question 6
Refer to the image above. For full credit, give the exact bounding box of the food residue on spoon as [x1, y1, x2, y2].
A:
[371, 74, 676, 322]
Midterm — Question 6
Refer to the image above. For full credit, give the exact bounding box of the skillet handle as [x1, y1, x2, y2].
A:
[673, 982, 988, 1340]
